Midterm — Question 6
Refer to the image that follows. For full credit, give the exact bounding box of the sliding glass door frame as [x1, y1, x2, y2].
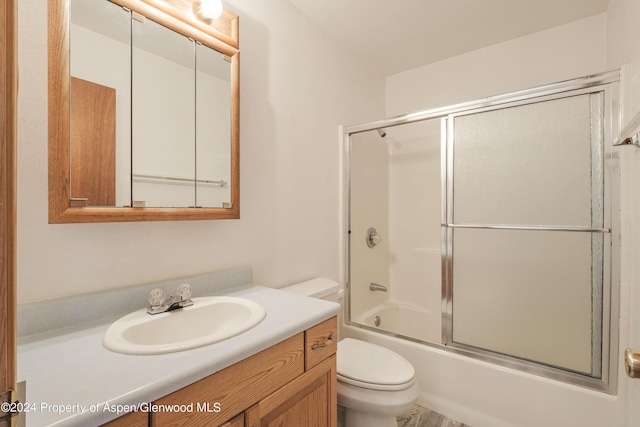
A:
[343, 70, 621, 393]
[440, 79, 619, 393]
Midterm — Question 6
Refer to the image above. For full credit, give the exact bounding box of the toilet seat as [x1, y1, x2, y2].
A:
[337, 338, 415, 391]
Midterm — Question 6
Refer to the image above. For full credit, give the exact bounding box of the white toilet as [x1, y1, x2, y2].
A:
[282, 278, 419, 427]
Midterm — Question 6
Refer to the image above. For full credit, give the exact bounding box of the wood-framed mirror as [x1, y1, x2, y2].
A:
[49, 0, 239, 223]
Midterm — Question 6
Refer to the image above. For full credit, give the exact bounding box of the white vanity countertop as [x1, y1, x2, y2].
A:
[18, 285, 340, 427]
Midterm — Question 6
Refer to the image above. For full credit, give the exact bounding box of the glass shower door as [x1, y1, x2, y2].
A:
[344, 70, 619, 391]
[443, 91, 611, 378]
[347, 119, 443, 344]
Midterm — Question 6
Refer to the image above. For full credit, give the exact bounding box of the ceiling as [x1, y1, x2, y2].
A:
[286, 0, 610, 76]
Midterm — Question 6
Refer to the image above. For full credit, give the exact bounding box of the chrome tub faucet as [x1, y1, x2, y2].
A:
[369, 282, 388, 292]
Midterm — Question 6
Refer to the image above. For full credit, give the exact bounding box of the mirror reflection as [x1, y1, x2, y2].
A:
[70, 0, 131, 206]
[70, 0, 232, 209]
[196, 43, 232, 208]
[131, 15, 196, 208]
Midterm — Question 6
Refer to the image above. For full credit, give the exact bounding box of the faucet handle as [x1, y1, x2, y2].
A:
[176, 283, 192, 301]
[148, 288, 166, 308]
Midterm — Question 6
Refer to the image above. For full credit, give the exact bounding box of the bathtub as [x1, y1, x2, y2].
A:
[344, 309, 621, 427]
[359, 302, 440, 343]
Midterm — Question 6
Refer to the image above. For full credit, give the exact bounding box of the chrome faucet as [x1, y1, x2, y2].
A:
[369, 282, 388, 292]
[147, 284, 193, 315]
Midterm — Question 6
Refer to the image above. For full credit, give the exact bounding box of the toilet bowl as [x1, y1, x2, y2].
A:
[281, 278, 419, 427]
[337, 337, 419, 427]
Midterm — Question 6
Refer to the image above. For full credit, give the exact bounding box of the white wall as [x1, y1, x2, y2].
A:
[387, 14, 607, 116]
[16, 0, 385, 302]
[607, 0, 640, 424]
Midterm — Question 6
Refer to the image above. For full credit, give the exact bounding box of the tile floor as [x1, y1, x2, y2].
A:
[397, 405, 471, 427]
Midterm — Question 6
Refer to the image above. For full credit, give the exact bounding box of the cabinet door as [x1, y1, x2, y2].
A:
[219, 413, 243, 427]
[152, 334, 304, 426]
[246, 355, 336, 427]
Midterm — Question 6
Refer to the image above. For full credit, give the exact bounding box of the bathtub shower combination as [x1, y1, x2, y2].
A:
[344, 71, 621, 394]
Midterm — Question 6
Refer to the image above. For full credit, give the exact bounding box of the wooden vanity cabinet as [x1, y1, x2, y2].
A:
[149, 316, 337, 427]
[219, 413, 244, 427]
[100, 410, 148, 427]
[245, 355, 336, 426]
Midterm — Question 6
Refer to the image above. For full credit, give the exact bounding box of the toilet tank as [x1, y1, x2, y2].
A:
[280, 278, 339, 302]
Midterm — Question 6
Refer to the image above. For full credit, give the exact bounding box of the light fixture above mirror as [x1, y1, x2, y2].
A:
[196, 0, 223, 20]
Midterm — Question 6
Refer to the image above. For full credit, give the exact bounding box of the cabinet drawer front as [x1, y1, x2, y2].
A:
[152, 333, 304, 426]
[305, 316, 337, 370]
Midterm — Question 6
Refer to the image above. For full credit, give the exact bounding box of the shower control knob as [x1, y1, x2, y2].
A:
[366, 227, 381, 248]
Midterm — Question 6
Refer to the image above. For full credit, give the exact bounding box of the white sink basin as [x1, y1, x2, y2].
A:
[103, 296, 266, 355]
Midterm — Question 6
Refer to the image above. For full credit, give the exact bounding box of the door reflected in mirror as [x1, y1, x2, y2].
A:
[68, 0, 233, 210]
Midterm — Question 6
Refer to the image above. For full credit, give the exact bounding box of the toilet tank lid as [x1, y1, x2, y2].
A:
[281, 278, 339, 298]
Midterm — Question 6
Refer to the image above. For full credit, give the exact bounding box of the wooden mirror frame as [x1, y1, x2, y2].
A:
[48, 0, 240, 223]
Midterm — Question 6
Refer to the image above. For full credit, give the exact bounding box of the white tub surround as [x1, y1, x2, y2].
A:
[18, 268, 340, 426]
[359, 302, 439, 344]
